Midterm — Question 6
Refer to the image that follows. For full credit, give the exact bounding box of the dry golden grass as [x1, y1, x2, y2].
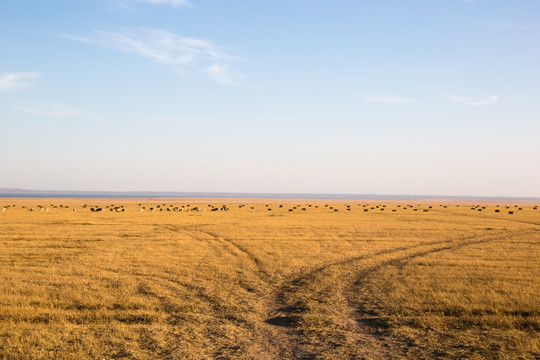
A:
[0, 198, 538, 359]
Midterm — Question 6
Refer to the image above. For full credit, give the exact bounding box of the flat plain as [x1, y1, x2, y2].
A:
[0, 198, 538, 359]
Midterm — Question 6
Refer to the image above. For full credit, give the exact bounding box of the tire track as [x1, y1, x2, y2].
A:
[194, 229, 272, 282]
[261, 235, 471, 359]
[163, 225, 271, 282]
[159, 226, 289, 358]
[190, 228, 300, 358]
[344, 232, 530, 358]
[264, 229, 536, 358]
[269, 233, 482, 312]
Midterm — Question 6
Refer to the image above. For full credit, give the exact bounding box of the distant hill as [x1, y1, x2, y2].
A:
[1, 187, 539, 201]
[0, 187, 32, 193]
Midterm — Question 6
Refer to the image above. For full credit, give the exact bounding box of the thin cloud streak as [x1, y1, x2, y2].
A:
[0, 72, 42, 92]
[448, 95, 498, 106]
[63, 28, 243, 85]
[10, 105, 85, 118]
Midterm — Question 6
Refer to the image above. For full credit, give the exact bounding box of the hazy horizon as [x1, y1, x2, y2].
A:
[1, 1, 539, 197]
[1, 186, 539, 201]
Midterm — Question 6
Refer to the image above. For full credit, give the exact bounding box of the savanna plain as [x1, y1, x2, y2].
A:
[0, 198, 538, 359]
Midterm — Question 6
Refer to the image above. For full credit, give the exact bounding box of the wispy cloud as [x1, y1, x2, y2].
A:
[11, 104, 85, 118]
[448, 95, 498, 106]
[0, 72, 42, 92]
[358, 92, 418, 104]
[206, 63, 243, 86]
[63, 28, 243, 85]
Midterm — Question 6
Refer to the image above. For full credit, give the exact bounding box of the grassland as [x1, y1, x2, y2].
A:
[0, 198, 538, 359]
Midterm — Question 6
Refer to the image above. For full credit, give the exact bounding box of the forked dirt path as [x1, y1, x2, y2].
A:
[262, 227, 537, 359]
[123, 219, 538, 358]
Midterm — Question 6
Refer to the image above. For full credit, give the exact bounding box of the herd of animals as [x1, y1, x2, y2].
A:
[1, 202, 537, 214]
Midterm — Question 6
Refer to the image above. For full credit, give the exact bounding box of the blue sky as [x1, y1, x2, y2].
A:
[1, 0, 539, 196]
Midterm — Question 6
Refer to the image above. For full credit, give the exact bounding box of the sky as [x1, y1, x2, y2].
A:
[1, 0, 539, 196]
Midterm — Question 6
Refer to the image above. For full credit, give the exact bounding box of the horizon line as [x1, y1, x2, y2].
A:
[0, 187, 539, 201]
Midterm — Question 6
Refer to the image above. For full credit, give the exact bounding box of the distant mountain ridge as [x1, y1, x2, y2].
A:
[1, 187, 539, 201]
